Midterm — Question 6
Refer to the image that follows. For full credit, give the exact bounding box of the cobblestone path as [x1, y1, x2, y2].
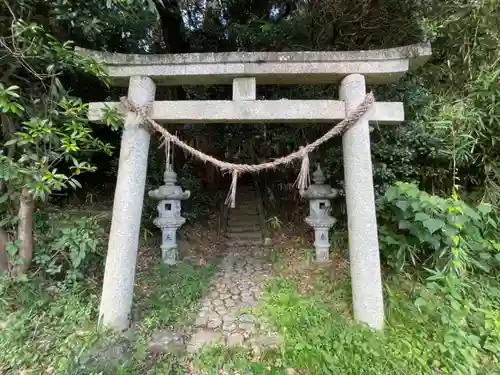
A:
[186, 246, 280, 352]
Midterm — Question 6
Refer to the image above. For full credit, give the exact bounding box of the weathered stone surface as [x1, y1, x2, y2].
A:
[93, 343, 127, 365]
[240, 291, 253, 299]
[301, 164, 337, 263]
[148, 329, 185, 354]
[340, 74, 384, 330]
[215, 307, 228, 317]
[227, 333, 245, 347]
[187, 329, 222, 353]
[220, 293, 231, 300]
[195, 316, 207, 327]
[207, 317, 222, 329]
[212, 298, 224, 306]
[222, 322, 237, 332]
[98, 76, 156, 331]
[238, 322, 255, 331]
[239, 314, 256, 324]
[208, 290, 219, 299]
[233, 77, 256, 101]
[241, 296, 256, 304]
[89, 100, 406, 125]
[207, 311, 220, 321]
[78, 44, 432, 86]
[186, 244, 278, 349]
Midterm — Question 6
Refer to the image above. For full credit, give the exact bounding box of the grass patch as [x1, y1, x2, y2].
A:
[134, 261, 216, 335]
[191, 249, 499, 375]
[0, 278, 100, 373]
[0, 258, 216, 374]
[254, 272, 500, 375]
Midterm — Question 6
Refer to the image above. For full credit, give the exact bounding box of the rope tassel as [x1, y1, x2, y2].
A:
[225, 170, 239, 208]
[295, 150, 310, 192]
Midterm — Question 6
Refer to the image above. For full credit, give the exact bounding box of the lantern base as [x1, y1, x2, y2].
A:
[313, 245, 330, 263]
[161, 246, 178, 265]
[313, 227, 332, 263]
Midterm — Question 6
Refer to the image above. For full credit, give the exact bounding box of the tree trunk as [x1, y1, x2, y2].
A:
[1, 113, 16, 158]
[0, 228, 8, 272]
[11, 188, 34, 275]
[154, 0, 189, 100]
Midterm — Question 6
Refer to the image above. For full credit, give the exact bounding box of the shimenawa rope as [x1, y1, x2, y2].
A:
[120, 93, 375, 207]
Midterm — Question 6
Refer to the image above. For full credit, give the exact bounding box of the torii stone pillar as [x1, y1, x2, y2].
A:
[99, 76, 156, 331]
[79, 44, 431, 332]
[341, 74, 384, 329]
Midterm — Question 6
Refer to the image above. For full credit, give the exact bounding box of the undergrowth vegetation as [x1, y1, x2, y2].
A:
[191, 183, 500, 375]
[193, 264, 499, 375]
[378, 182, 500, 273]
[0, 254, 215, 374]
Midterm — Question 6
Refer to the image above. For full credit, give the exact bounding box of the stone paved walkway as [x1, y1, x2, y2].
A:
[187, 245, 280, 353]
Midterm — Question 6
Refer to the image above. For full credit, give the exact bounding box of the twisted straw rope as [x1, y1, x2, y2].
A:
[120, 93, 375, 206]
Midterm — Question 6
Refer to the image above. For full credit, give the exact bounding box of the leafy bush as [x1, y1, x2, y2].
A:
[377, 182, 500, 274]
[411, 271, 500, 368]
[33, 213, 106, 281]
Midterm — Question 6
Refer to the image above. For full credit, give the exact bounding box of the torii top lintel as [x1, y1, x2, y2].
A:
[76, 43, 431, 86]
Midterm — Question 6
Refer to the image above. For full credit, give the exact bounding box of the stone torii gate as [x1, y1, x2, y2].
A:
[79, 44, 431, 332]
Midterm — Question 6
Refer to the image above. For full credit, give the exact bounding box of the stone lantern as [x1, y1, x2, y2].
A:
[148, 166, 190, 265]
[300, 164, 338, 262]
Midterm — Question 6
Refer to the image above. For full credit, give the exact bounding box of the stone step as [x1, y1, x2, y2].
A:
[229, 216, 259, 221]
[232, 197, 256, 203]
[227, 221, 261, 229]
[226, 232, 262, 240]
[228, 216, 260, 221]
[226, 225, 261, 233]
[225, 239, 263, 247]
[228, 211, 259, 219]
[231, 200, 258, 205]
[230, 207, 258, 212]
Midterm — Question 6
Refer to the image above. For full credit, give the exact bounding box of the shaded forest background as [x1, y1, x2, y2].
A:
[2, 0, 499, 213]
[0, 0, 499, 273]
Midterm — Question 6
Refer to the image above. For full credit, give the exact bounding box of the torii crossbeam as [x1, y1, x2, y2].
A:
[80, 44, 432, 332]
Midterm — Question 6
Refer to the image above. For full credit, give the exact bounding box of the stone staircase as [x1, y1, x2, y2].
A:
[224, 185, 263, 247]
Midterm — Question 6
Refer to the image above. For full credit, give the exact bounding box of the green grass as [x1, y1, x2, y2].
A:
[0, 278, 100, 373]
[1, 245, 498, 375]
[193, 268, 500, 375]
[0, 260, 216, 374]
[134, 261, 216, 335]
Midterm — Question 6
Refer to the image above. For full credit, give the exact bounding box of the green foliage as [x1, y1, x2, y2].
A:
[0, 258, 214, 373]
[0, 93, 112, 202]
[33, 213, 106, 280]
[195, 345, 285, 374]
[378, 182, 500, 273]
[193, 271, 499, 374]
[409, 0, 500, 202]
[252, 274, 499, 375]
[412, 272, 500, 368]
[267, 216, 283, 232]
[0, 279, 100, 372]
[134, 262, 216, 335]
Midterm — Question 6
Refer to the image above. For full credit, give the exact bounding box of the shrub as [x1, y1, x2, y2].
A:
[33, 213, 106, 281]
[411, 271, 500, 369]
[377, 182, 500, 274]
